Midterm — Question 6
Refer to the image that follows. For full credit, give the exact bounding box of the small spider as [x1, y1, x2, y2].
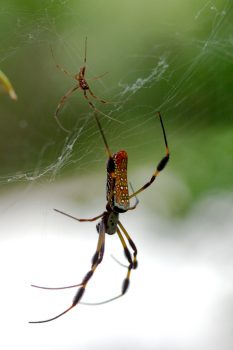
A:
[29, 111, 170, 323]
[52, 37, 109, 133]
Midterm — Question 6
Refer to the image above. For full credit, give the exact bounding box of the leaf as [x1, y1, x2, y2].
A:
[0, 70, 17, 101]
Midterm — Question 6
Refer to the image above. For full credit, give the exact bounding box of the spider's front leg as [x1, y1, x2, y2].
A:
[129, 112, 170, 199]
[54, 208, 104, 222]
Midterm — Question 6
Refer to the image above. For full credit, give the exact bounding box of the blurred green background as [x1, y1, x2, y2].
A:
[0, 0, 232, 216]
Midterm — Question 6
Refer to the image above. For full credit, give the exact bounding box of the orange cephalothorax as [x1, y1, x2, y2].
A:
[106, 150, 130, 213]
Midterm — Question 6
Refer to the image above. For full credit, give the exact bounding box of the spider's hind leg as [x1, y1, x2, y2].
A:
[29, 219, 106, 323]
[118, 221, 138, 269]
[116, 224, 138, 296]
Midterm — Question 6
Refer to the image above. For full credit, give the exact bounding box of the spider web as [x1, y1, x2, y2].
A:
[0, 2, 233, 350]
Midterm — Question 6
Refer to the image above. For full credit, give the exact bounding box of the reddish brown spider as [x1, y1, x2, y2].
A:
[29, 112, 170, 323]
[52, 37, 109, 133]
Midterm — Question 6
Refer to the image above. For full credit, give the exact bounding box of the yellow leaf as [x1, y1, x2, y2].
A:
[0, 70, 17, 101]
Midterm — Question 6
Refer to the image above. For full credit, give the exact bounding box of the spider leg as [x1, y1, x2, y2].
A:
[79, 36, 88, 77]
[93, 112, 112, 158]
[129, 112, 170, 199]
[81, 224, 137, 306]
[116, 226, 136, 295]
[50, 45, 73, 79]
[118, 221, 138, 269]
[110, 254, 128, 268]
[110, 220, 138, 270]
[82, 37, 108, 101]
[54, 208, 104, 222]
[84, 91, 121, 124]
[29, 219, 106, 323]
[31, 282, 83, 290]
[83, 89, 96, 110]
[128, 199, 139, 211]
[31, 209, 104, 290]
[54, 85, 80, 133]
[31, 210, 105, 291]
[90, 71, 108, 82]
[88, 87, 108, 104]
[128, 182, 139, 211]
[89, 74, 119, 106]
[82, 36, 87, 76]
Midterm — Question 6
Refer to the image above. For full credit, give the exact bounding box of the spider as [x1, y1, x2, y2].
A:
[52, 37, 109, 133]
[29, 111, 170, 323]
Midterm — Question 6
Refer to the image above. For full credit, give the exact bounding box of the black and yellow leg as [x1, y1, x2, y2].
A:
[29, 221, 106, 323]
[80, 225, 137, 307]
[129, 111, 170, 199]
[116, 227, 134, 295]
[118, 220, 138, 269]
[72, 221, 105, 306]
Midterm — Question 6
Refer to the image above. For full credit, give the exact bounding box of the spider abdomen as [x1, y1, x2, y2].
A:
[113, 150, 130, 212]
[107, 150, 130, 213]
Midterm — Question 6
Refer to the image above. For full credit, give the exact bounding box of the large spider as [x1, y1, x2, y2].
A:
[52, 37, 109, 133]
[29, 112, 170, 323]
